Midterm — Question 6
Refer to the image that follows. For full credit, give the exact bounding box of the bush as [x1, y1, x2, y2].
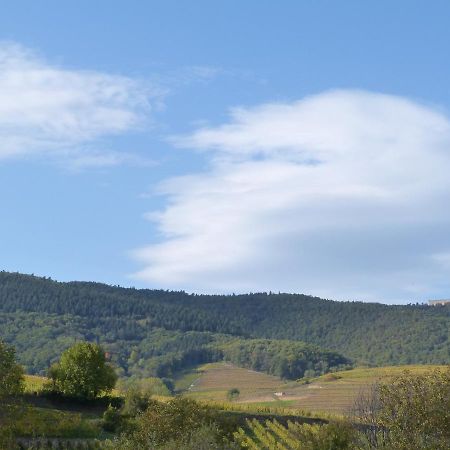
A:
[102, 405, 122, 432]
[353, 366, 450, 450]
[118, 376, 173, 398]
[107, 397, 224, 449]
[121, 388, 151, 417]
[227, 388, 240, 401]
[161, 423, 239, 450]
[322, 373, 342, 382]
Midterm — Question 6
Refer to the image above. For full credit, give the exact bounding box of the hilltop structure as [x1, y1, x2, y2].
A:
[428, 299, 450, 306]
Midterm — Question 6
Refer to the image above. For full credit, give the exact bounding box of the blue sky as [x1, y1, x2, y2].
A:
[1, 1, 450, 303]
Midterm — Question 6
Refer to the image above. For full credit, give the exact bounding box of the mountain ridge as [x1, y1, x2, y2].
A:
[0, 271, 449, 373]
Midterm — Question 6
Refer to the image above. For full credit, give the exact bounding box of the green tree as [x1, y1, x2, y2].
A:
[0, 341, 24, 449]
[378, 367, 450, 450]
[227, 388, 240, 401]
[353, 367, 450, 450]
[0, 341, 24, 398]
[48, 342, 117, 400]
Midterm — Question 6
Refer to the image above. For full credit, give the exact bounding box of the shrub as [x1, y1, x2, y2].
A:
[107, 397, 223, 449]
[322, 373, 342, 382]
[162, 423, 239, 450]
[102, 405, 122, 432]
[121, 388, 151, 417]
[227, 388, 240, 401]
[353, 366, 450, 450]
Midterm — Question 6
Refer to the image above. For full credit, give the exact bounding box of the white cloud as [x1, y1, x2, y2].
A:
[0, 41, 157, 165]
[133, 90, 450, 302]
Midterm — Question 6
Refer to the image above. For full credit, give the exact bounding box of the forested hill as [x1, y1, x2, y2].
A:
[1, 271, 449, 368]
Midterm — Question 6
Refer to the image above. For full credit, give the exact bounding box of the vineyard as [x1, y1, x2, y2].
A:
[234, 419, 353, 449]
[180, 363, 449, 415]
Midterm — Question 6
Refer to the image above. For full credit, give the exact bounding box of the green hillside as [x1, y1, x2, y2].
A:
[0, 271, 449, 377]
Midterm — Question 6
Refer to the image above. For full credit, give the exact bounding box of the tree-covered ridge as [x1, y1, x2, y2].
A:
[0, 312, 349, 380]
[0, 271, 449, 368]
[0, 311, 227, 377]
[0, 272, 245, 334]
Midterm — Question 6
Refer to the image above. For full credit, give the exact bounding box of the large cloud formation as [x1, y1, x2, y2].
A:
[133, 90, 450, 302]
[0, 42, 154, 166]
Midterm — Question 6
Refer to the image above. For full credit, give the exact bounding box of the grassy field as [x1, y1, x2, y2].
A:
[178, 362, 282, 401]
[24, 374, 47, 393]
[179, 362, 448, 415]
[19, 374, 114, 442]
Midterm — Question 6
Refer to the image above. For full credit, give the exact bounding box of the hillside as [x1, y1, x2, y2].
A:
[1, 271, 449, 374]
[180, 363, 449, 415]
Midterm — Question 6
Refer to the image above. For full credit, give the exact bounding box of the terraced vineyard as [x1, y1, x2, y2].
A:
[234, 419, 337, 449]
[179, 363, 448, 415]
[177, 362, 282, 402]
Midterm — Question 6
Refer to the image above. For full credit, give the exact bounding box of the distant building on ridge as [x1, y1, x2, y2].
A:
[428, 299, 450, 306]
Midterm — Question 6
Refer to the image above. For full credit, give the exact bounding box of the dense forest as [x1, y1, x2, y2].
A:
[0, 312, 350, 380]
[220, 339, 351, 379]
[0, 271, 449, 378]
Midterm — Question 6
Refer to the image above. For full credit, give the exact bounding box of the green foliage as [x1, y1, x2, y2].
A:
[0, 312, 349, 382]
[106, 423, 237, 450]
[108, 397, 221, 448]
[121, 388, 151, 417]
[47, 342, 117, 400]
[0, 340, 24, 397]
[227, 388, 240, 401]
[221, 339, 351, 379]
[0, 341, 24, 448]
[352, 367, 450, 450]
[15, 439, 103, 449]
[118, 376, 173, 397]
[161, 423, 239, 450]
[377, 367, 450, 450]
[0, 425, 16, 450]
[11, 407, 99, 439]
[102, 404, 122, 432]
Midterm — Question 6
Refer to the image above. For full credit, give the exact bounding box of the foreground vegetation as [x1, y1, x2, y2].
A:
[1, 340, 449, 449]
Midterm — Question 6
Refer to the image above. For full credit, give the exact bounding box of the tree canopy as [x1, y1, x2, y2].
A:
[354, 367, 450, 450]
[48, 342, 117, 400]
[0, 340, 24, 398]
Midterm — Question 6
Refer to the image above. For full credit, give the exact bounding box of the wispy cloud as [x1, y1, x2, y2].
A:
[133, 90, 450, 302]
[0, 41, 159, 166]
